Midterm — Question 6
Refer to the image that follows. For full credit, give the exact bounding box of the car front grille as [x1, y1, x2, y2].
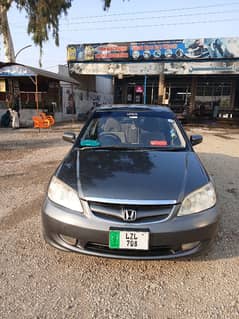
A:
[88, 201, 174, 223]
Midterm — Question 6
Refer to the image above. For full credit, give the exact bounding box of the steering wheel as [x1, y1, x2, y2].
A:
[98, 132, 121, 145]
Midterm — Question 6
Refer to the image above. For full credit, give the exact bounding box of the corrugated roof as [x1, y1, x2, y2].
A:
[0, 62, 79, 84]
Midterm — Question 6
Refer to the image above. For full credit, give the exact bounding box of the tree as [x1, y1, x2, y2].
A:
[103, 0, 112, 10]
[0, 0, 112, 63]
[0, 2, 15, 62]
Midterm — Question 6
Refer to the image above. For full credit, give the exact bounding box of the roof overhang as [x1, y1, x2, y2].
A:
[0, 63, 79, 84]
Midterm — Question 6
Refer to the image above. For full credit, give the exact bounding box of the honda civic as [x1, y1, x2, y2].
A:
[42, 105, 218, 259]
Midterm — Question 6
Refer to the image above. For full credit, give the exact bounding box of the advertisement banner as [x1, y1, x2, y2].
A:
[67, 37, 239, 63]
[69, 61, 239, 76]
[69, 62, 164, 75]
[163, 61, 239, 75]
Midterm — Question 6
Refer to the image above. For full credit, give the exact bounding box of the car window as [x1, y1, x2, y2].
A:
[80, 111, 186, 149]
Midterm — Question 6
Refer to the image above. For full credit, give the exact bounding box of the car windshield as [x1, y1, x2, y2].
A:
[80, 110, 186, 149]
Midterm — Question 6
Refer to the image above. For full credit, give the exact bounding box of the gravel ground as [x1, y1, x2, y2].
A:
[0, 123, 239, 319]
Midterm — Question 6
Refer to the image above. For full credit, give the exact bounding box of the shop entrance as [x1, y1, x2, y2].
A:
[195, 80, 232, 117]
[114, 76, 159, 104]
[127, 84, 144, 104]
[165, 80, 192, 114]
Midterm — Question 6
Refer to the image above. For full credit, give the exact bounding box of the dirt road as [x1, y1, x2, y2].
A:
[0, 124, 239, 319]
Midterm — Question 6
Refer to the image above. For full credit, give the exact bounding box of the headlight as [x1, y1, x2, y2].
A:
[48, 176, 83, 212]
[178, 182, 216, 216]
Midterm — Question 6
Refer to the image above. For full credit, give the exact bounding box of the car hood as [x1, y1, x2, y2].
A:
[74, 149, 209, 203]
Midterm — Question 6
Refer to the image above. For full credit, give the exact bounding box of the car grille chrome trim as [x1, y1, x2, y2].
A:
[83, 197, 177, 205]
[87, 201, 177, 224]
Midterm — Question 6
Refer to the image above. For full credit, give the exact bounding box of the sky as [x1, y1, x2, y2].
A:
[1, 0, 239, 72]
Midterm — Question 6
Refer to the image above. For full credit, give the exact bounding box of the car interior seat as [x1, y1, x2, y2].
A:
[102, 117, 126, 143]
[124, 122, 139, 144]
[139, 118, 166, 145]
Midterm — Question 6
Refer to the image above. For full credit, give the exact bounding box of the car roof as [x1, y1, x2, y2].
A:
[94, 104, 176, 118]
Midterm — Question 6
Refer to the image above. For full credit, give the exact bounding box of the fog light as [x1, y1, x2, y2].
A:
[60, 234, 77, 246]
[181, 241, 200, 251]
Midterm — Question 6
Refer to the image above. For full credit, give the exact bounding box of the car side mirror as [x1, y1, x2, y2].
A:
[190, 134, 203, 146]
[63, 132, 76, 143]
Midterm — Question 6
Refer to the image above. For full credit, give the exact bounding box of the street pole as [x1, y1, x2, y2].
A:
[144, 75, 147, 104]
[35, 75, 39, 114]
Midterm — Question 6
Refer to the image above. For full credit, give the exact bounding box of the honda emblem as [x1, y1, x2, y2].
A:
[122, 208, 137, 222]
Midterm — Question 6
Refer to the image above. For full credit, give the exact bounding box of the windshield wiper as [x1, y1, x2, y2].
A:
[139, 147, 186, 151]
[80, 145, 145, 151]
[79, 145, 186, 151]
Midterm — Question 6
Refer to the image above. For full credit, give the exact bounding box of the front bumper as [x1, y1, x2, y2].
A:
[42, 198, 219, 260]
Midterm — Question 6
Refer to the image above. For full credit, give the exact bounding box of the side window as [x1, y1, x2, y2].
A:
[168, 122, 180, 145]
[168, 120, 186, 147]
[83, 119, 98, 139]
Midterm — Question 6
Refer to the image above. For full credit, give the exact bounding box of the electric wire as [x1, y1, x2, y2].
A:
[12, 9, 239, 32]
[66, 1, 239, 19]
[58, 9, 239, 25]
[9, 2, 239, 27]
[58, 17, 239, 32]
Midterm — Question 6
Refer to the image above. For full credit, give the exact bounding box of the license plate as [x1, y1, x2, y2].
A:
[109, 230, 149, 250]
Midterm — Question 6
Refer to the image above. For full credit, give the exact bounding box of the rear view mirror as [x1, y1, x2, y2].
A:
[63, 132, 76, 143]
[190, 135, 203, 146]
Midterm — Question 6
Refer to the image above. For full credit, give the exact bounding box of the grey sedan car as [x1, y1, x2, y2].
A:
[42, 105, 219, 259]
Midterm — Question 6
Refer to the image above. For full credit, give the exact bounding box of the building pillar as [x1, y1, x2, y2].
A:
[122, 80, 128, 104]
[58, 82, 62, 114]
[230, 78, 236, 108]
[190, 77, 197, 115]
[158, 64, 165, 105]
[143, 75, 147, 104]
[35, 75, 39, 114]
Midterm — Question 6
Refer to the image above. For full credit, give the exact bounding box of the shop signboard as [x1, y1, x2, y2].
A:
[135, 85, 144, 93]
[0, 79, 6, 92]
[0, 65, 34, 77]
[67, 37, 239, 63]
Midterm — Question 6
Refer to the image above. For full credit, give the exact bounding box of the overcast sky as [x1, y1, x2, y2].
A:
[1, 0, 239, 71]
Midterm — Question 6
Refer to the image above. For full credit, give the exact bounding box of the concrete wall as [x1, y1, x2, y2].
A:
[61, 79, 113, 121]
[96, 75, 113, 95]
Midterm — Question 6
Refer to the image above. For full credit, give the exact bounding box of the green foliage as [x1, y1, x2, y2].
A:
[0, 1, 12, 10]
[16, 0, 72, 48]
[103, 0, 112, 10]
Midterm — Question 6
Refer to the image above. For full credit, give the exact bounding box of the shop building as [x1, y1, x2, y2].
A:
[67, 37, 239, 119]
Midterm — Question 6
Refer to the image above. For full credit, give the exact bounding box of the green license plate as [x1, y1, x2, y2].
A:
[109, 230, 149, 250]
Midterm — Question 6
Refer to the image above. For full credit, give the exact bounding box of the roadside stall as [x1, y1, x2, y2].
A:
[0, 63, 79, 126]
